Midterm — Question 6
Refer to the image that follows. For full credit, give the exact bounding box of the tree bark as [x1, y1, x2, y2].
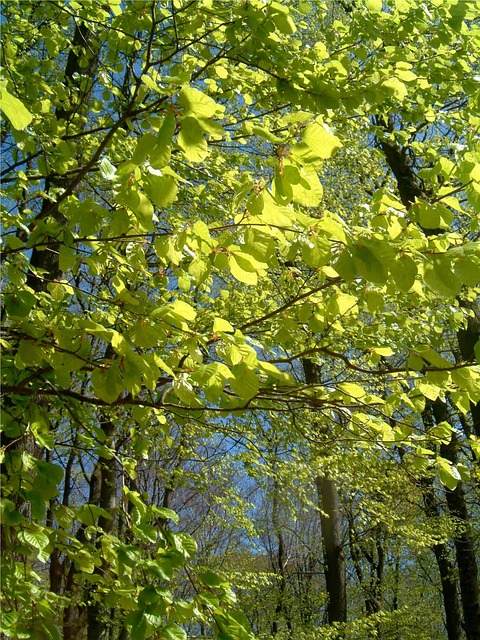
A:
[28, 21, 99, 290]
[432, 401, 480, 640]
[86, 413, 117, 640]
[457, 299, 480, 437]
[420, 475, 464, 640]
[303, 359, 347, 625]
[270, 475, 292, 635]
[315, 475, 347, 625]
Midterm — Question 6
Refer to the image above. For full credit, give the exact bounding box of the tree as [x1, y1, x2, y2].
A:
[1, 1, 480, 639]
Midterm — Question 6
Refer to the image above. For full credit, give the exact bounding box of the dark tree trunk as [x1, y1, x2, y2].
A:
[457, 299, 480, 437]
[316, 476, 347, 624]
[271, 477, 293, 635]
[63, 471, 100, 639]
[303, 359, 347, 625]
[28, 21, 99, 291]
[349, 511, 384, 632]
[421, 475, 464, 640]
[431, 399, 480, 640]
[86, 414, 117, 640]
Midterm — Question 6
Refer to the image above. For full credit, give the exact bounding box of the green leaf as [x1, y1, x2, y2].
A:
[213, 317, 234, 333]
[91, 364, 124, 404]
[423, 257, 462, 297]
[173, 375, 203, 406]
[228, 254, 258, 285]
[416, 202, 453, 230]
[355, 244, 388, 283]
[454, 257, 480, 287]
[191, 362, 232, 402]
[178, 116, 208, 162]
[436, 457, 461, 490]
[132, 132, 158, 165]
[118, 545, 142, 569]
[0, 610, 19, 633]
[390, 254, 417, 292]
[0, 498, 21, 525]
[327, 292, 358, 319]
[380, 77, 408, 101]
[170, 299, 196, 322]
[429, 421, 452, 444]
[198, 569, 227, 587]
[301, 122, 342, 159]
[270, 10, 296, 35]
[230, 365, 259, 400]
[138, 586, 162, 607]
[76, 504, 113, 526]
[252, 125, 283, 143]
[353, 239, 395, 285]
[178, 87, 220, 118]
[17, 528, 50, 561]
[143, 173, 178, 207]
[115, 187, 154, 230]
[366, 0, 383, 12]
[174, 532, 197, 559]
[17, 528, 49, 550]
[242, 229, 274, 263]
[470, 436, 480, 460]
[338, 382, 366, 399]
[291, 166, 324, 206]
[150, 113, 176, 168]
[334, 249, 357, 281]
[162, 625, 187, 640]
[4, 290, 36, 318]
[0, 87, 33, 129]
[416, 378, 441, 401]
[99, 157, 117, 181]
[257, 360, 294, 385]
[301, 235, 331, 268]
[125, 611, 147, 640]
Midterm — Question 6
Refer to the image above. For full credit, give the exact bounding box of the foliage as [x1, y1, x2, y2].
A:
[1, 0, 480, 638]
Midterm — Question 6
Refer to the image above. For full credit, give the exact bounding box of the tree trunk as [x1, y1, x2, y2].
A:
[271, 477, 293, 635]
[457, 299, 480, 437]
[431, 399, 480, 640]
[28, 21, 99, 290]
[86, 413, 117, 640]
[315, 475, 347, 624]
[420, 474, 464, 640]
[348, 512, 384, 638]
[303, 359, 347, 625]
[63, 463, 101, 639]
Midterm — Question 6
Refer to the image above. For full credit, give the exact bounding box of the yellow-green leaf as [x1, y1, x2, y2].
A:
[302, 122, 342, 159]
[0, 87, 33, 130]
[214, 317, 234, 333]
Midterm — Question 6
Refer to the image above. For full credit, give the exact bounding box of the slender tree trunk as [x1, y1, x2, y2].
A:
[86, 414, 117, 640]
[63, 463, 101, 639]
[431, 399, 480, 640]
[457, 299, 480, 437]
[392, 549, 401, 640]
[315, 475, 347, 624]
[303, 359, 347, 625]
[348, 514, 383, 637]
[420, 475, 464, 640]
[271, 477, 293, 635]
